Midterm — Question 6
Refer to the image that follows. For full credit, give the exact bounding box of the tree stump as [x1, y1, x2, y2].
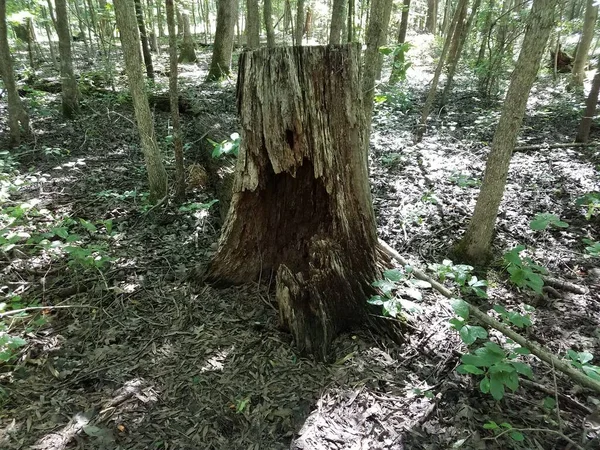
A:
[206, 45, 381, 360]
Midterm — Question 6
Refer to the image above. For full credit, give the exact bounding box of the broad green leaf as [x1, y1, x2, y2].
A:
[372, 279, 396, 295]
[460, 364, 485, 375]
[461, 354, 489, 367]
[510, 431, 524, 442]
[577, 352, 594, 364]
[530, 213, 568, 231]
[510, 362, 534, 379]
[451, 299, 470, 320]
[367, 295, 385, 306]
[448, 318, 464, 330]
[480, 376, 491, 393]
[489, 373, 505, 400]
[383, 269, 404, 281]
[459, 325, 488, 345]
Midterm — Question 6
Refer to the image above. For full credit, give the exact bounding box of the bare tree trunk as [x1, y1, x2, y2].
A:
[363, 0, 393, 128]
[264, 0, 275, 46]
[347, 0, 354, 41]
[576, 56, 600, 143]
[157, 0, 165, 37]
[416, 0, 468, 142]
[207, 45, 384, 360]
[206, 0, 237, 80]
[55, 0, 79, 117]
[0, 0, 30, 146]
[475, 0, 494, 68]
[441, 0, 481, 105]
[295, 0, 305, 44]
[114, 0, 168, 203]
[179, 13, 197, 61]
[246, 0, 260, 49]
[571, 0, 598, 88]
[166, 0, 186, 201]
[456, 0, 558, 265]
[329, 0, 347, 44]
[426, 0, 438, 33]
[134, 0, 155, 79]
[72, 0, 91, 57]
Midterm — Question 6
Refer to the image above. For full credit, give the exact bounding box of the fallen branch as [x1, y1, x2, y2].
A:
[0, 304, 92, 319]
[543, 276, 587, 295]
[513, 142, 597, 152]
[377, 239, 600, 394]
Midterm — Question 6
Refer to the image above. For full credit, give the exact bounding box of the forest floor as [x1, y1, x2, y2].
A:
[1, 36, 600, 450]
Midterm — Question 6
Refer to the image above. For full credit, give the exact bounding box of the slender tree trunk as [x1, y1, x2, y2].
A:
[264, 0, 275, 46]
[42, 6, 59, 69]
[416, 0, 468, 142]
[441, 0, 453, 34]
[389, 0, 411, 84]
[576, 56, 600, 143]
[134, 0, 155, 79]
[114, 0, 168, 203]
[246, 0, 260, 49]
[441, 0, 481, 105]
[72, 0, 91, 57]
[207, 45, 386, 360]
[475, 0, 494, 68]
[456, 0, 558, 265]
[347, 0, 354, 42]
[426, 0, 438, 33]
[329, 0, 347, 44]
[179, 13, 197, 61]
[157, 0, 165, 37]
[363, 0, 393, 126]
[55, 0, 79, 117]
[206, 0, 237, 80]
[571, 0, 598, 88]
[166, 0, 186, 201]
[295, 0, 305, 44]
[0, 0, 30, 146]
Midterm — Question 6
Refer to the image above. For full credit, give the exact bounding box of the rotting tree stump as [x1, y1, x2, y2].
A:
[205, 45, 384, 360]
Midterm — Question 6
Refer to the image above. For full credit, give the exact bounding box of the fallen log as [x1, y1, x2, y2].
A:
[513, 142, 597, 152]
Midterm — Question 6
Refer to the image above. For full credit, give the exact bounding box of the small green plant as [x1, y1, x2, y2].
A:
[483, 421, 525, 442]
[583, 238, 600, 257]
[209, 132, 240, 158]
[529, 213, 568, 231]
[503, 246, 547, 294]
[575, 192, 600, 220]
[428, 259, 488, 298]
[449, 172, 480, 188]
[566, 350, 600, 381]
[178, 199, 219, 212]
[492, 304, 533, 329]
[368, 268, 431, 317]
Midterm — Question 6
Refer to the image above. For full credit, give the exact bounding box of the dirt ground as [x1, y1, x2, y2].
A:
[1, 36, 600, 449]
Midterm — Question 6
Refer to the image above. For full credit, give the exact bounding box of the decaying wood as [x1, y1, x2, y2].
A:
[514, 142, 597, 152]
[206, 45, 385, 360]
[378, 239, 600, 394]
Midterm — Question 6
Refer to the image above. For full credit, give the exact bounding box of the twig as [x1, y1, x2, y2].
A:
[513, 142, 597, 152]
[377, 239, 600, 394]
[485, 427, 584, 450]
[0, 304, 92, 318]
[519, 379, 592, 415]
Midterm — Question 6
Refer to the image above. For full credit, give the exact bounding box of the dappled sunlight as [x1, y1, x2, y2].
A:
[200, 345, 234, 373]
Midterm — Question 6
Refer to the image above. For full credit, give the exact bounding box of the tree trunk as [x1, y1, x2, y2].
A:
[206, 45, 381, 360]
[134, 0, 155, 79]
[295, 0, 305, 44]
[571, 0, 598, 88]
[426, 0, 438, 33]
[157, 0, 165, 37]
[441, 0, 453, 34]
[206, 0, 237, 80]
[179, 13, 197, 61]
[475, 0, 495, 68]
[456, 0, 558, 265]
[416, 0, 468, 142]
[389, 0, 411, 84]
[264, 0, 275, 47]
[363, 0, 393, 128]
[55, 0, 79, 118]
[246, 0, 260, 49]
[166, 0, 186, 201]
[576, 56, 600, 143]
[0, 0, 30, 146]
[441, 0, 481, 105]
[114, 0, 168, 203]
[329, 0, 347, 44]
[347, 0, 354, 42]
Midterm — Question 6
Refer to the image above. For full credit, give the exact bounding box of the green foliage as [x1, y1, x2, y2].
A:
[566, 350, 600, 381]
[449, 173, 480, 188]
[529, 213, 568, 231]
[503, 246, 547, 294]
[483, 421, 525, 442]
[381, 42, 412, 83]
[368, 267, 431, 317]
[209, 132, 240, 158]
[576, 192, 600, 220]
[493, 305, 533, 329]
[428, 260, 488, 299]
[178, 199, 219, 212]
[583, 239, 600, 257]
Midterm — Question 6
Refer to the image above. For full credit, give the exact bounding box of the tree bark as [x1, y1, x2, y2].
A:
[295, 0, 305, 44]
[329, 0, 347, 44]
[347, 0, 354, 42]
[363, 0, 393, 129]
[246, 0, 260, 49]
[0, 0, 30, 146]
[55, 0, 80, 117]
[456, 0, 558, 265]
[206, 45, 381, 360]
[571, 0, 598, 88]
[206, 0, 237, 80]
[389, 0, 411, 84]
[114, 0, 168, 203]
[166, 0, 186, 201]
[179, 12, 197, 62]
[576, 56, 600, 143]
[263, 0, 275, 46]
[426, 0, 438, 34]
[134, 0, 155, 79]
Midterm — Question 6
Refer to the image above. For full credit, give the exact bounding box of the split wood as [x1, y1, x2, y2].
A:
[377, 239, 600, 394]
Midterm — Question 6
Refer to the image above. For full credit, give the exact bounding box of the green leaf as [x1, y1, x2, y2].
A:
[510, 431, 525, 442]
[483, 421, 498, 430]
[542, 396, 556, 410]
[504, 246, 525, 265]
[504, 370, 520, 391]
[448, 317, 464, 330]
[451, 299, 470, 320]
[367, 295, 385, 306]
[459, 364, 485, 375]
[480, 376, 491, 393]
[410, 279, 431, 288]
[488, 363, 515, 374]
[510, 362, 534, 379]
[79, 218, 98, 232]
[577, 352, 594, 364]
[383, 269, 404, 281]
[372, 279, 396, 295]
[530, 213, 568, 231]
[489, 373, 505, 400]
[459, 325, 488, 345]
[483, 341, 506, 355]
[461, 354, 490, 367]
